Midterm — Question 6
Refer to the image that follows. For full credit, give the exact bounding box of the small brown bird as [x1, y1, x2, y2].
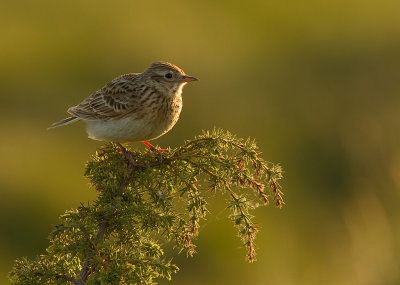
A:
[49, 62, 198, 150]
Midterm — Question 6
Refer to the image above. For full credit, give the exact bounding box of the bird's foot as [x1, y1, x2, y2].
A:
[117, 143, 138, 167]
[141, 141, 170, 163]
[141, 141, 169, 153]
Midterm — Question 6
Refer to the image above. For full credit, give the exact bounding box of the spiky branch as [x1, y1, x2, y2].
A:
[9, 129, 284, 284]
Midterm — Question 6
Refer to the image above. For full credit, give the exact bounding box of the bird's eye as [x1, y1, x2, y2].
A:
[165, 73, 173, 79]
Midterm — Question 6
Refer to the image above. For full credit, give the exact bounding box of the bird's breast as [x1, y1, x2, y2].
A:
[156, 93, 182, 133]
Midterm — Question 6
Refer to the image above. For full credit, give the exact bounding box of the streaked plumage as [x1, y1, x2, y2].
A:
[49, 62, 198, 143]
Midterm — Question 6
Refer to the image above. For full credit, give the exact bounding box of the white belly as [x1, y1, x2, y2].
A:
[85, 113, 179, 143]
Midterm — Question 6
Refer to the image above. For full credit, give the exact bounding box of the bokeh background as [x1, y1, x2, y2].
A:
[1, 1, 400, 284]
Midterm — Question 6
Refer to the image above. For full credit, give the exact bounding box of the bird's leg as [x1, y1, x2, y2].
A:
[116, 143, 138, 167]
[141, 141, 169, 153]
[117, 142, 127, 153]
[141, 140, 169, 163]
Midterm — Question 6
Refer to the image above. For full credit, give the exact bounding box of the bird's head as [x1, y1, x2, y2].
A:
[144, 62, 198, 91]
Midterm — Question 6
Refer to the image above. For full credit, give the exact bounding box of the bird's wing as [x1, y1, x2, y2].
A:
[67, 74, 142, 120]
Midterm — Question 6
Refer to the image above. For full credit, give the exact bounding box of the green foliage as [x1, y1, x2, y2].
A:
[9, 129, 284, 284]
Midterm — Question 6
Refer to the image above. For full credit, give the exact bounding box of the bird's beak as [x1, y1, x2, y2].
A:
[180, 75, 199, 82]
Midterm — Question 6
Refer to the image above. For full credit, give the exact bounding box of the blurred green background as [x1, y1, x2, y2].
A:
[1, 0, 400, 284]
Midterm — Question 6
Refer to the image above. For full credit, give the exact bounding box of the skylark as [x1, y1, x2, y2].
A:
[49, 62, 198, 150]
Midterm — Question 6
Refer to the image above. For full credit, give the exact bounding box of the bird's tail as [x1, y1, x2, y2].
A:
[48, 116, 80, 130]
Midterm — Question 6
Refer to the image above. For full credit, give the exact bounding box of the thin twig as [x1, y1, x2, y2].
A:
[183, 159, 217, 178]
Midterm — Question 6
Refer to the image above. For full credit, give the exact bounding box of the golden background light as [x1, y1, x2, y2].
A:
[1, 1, 399, 284]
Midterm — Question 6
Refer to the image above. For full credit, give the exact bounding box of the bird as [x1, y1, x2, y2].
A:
[49, 62, 198, 151]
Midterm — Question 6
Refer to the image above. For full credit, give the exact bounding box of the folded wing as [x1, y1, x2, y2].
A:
[68, 73, 141, 120]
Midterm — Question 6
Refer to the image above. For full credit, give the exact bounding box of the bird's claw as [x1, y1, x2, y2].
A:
[117, 143, 139, 167]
